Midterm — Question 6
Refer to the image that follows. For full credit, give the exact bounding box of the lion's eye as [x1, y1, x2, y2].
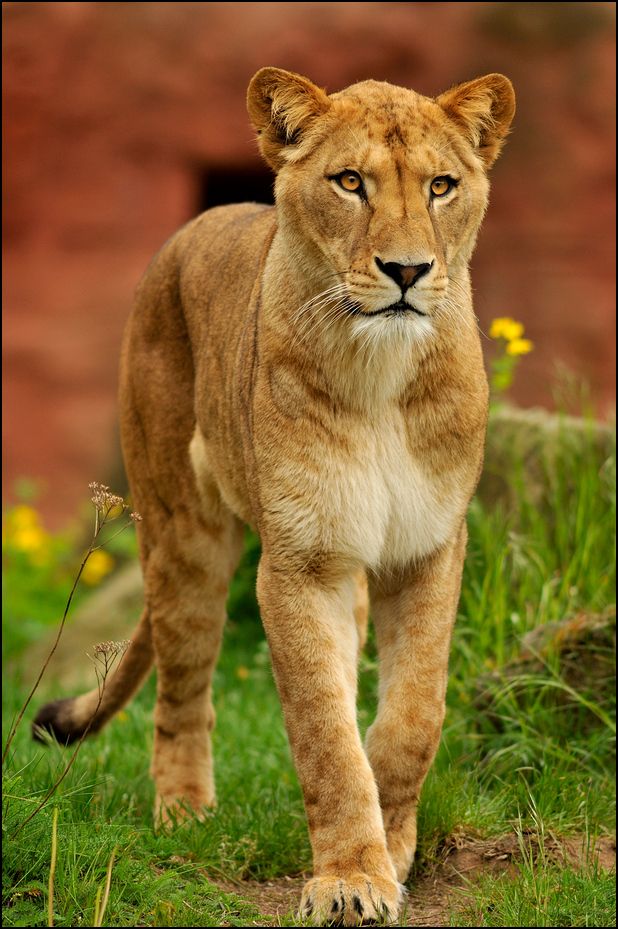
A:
[337, 172, 363, 193]
[430, 176, 456, 197]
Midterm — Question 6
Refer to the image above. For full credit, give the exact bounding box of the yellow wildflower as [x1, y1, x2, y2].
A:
[489, 317, 525, 341]
[235, 666, 250, 680]
[11, 525, 48, 553]
[3, 506, 49, 556]
[10, 505, 40, 530]
[506, 337, 534, 356]
[81, 549, 114, 586]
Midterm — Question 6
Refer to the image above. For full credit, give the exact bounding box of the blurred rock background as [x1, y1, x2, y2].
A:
[3, 1, 616, 527]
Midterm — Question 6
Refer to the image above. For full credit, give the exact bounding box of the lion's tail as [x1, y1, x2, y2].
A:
[32, 610, 154, 745]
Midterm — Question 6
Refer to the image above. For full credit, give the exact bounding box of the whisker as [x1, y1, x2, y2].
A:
[291, 289, 352, 350]
[295, 287, 349, 325]
[291, 283, 349, 330]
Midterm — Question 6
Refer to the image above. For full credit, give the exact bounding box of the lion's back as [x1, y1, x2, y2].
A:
[128, 201, 276, 350]
[119, 202, 276, 510]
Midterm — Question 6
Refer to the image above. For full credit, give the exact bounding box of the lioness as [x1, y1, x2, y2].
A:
[35, 68, 514, 925]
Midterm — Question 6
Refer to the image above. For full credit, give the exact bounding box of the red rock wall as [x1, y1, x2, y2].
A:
[3, 2, 616, 526]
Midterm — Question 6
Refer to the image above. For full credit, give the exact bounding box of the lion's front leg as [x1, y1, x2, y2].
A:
[366, 527, 467, 883]
[257, 555, 401, 927]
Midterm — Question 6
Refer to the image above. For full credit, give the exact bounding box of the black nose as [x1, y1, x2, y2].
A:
[375, 258, 433, 289]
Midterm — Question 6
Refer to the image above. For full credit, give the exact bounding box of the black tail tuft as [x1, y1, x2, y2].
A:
[32, 698, 89, 746]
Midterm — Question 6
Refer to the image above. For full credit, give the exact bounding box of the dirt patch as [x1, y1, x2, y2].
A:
[436, 829, 615, 879]
[214, 872, 456, 927]
[214, 871, 468, 926]
[217, 874, 305, 924]
[211, 832, 616, 927]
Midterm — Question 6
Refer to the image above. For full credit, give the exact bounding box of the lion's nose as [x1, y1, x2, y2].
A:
[375, 258, 433, 289]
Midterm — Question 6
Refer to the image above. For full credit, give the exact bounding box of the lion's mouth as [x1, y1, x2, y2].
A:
[348, 300, 427, 318]
[382, 301, 427, 317]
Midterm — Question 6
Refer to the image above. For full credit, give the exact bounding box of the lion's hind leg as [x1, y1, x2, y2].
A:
[353, 568, 369, 656]
[145, 486, 244, 825]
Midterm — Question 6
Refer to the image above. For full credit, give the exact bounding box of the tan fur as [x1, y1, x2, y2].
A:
[34, 68, 514, 925]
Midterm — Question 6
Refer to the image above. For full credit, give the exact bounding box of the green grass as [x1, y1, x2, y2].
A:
[450, 864, 616, 927]
[2, 413, 616, 926]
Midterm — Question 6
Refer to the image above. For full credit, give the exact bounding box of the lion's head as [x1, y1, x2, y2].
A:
[248, 68, 514, 351]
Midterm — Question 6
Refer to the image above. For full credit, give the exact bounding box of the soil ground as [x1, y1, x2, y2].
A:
[212, 833, 616, 926]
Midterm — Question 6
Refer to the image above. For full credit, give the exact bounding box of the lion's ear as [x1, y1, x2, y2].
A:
[247, 67, 331, 171]
[436, 74, 515, 168]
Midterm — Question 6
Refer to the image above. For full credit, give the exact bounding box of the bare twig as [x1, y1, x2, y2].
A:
[4, 547, 94, 765]
[12, 642, 129, 836]
[2, 484, 140, 765]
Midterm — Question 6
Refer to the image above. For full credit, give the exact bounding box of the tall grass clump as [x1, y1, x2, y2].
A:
[436, 406, 616, 841]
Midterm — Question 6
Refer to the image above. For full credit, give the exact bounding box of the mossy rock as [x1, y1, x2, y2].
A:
[474, 606, 616, 731]
[480, 405, 615, 510]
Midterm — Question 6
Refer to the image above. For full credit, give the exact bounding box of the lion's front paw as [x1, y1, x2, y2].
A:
[300, 874, 403, 926]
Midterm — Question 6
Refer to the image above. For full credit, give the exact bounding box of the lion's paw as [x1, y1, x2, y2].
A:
[300, 874, 403, 926]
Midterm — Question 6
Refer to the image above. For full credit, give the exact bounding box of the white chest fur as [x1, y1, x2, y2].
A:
[265, 411, 461, 570]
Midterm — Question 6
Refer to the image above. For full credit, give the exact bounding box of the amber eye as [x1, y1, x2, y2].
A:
[430, 176, 454, 197]
[337, 171, 363, 193]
